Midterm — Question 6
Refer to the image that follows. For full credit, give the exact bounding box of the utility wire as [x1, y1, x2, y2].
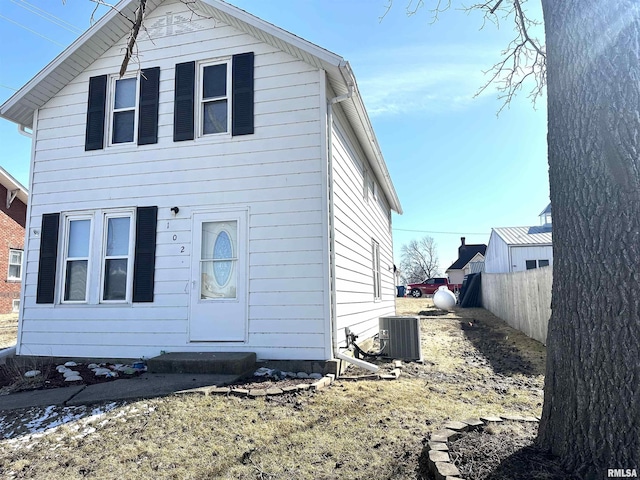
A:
[0, 14, 66, 47]
[393, 228, 489, 235]
[0, 84, 19, 92]
[11, 0, 83, 35]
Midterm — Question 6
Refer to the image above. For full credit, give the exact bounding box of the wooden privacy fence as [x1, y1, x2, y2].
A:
[480, 267, 552, 344]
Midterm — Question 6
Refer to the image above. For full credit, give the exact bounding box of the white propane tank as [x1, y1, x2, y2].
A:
[433, 286, 456, 310]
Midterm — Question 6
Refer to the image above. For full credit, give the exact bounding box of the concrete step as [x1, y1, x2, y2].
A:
[147, 352, 256, 376]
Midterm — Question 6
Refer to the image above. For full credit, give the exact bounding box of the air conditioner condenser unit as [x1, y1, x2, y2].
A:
[379, 316, 423, 361]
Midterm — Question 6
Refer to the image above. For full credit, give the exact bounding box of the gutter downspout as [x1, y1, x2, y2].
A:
[327, 75, 378, 373]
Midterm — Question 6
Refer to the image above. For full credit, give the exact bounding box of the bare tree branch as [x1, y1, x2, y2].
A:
[386, 0, 546, 112]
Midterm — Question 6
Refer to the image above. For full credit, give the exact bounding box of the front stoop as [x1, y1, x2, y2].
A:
[147, 352, 257, 376]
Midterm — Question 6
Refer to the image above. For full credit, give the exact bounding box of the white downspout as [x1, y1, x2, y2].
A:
[327, 79, 378, 373]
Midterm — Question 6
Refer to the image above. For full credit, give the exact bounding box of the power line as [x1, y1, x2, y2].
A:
[0, 14, 66, 47]
[10, 0, 83, 35]
[0, 84, 19, 92]
[393, 228, 489, 235]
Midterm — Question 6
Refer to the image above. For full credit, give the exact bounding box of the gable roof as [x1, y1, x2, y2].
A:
[492, 226, 552, 246]
[0, 0, 401, 213]
[0, 166, 28, 205]
[446, 244, 486, 271]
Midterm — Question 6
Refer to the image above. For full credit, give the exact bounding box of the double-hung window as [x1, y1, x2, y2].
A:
[199, 60, 231, 136]
[111, 76, 139, 144]
[8, 249, 23, 280]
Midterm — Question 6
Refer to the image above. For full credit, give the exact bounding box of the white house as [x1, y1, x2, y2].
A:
[0, 0, 402, 362]
[445, 237, 486, 285]
[484, 205, 553, 273]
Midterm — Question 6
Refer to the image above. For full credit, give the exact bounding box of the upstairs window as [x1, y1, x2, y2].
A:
[85, 67, 160, 151]
[111, 76, 139, 144]
[200, 61, 230, 136]
[8, 249, 23, 280]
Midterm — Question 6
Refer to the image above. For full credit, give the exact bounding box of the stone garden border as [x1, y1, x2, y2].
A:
[425, 414, 540, 480]
[178, 362, 404, 399]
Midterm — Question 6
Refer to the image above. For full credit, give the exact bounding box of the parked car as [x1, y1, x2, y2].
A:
[407, 277, 462, 297]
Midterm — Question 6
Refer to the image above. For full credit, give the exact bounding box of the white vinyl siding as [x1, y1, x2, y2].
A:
[330, 103, 395, 347]
[20, 0, 327, 360]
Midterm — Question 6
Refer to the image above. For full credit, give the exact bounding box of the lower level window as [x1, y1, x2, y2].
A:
[61, 210, 134, 303]
[12, 299, 19, 313]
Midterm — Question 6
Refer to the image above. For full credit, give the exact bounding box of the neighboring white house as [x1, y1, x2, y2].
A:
[445, 237, 487, 285]
[484, 205, 553, 273]
[0, 0, 402, 361]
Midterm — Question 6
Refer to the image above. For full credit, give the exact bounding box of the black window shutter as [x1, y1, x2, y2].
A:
[174, 62, 195, 141]
[232, 52, 254, 136]
[36, 213, 60, 304]
[133, 206, 158, 302]
[85, 75, 108, 151]
[138, 67, 160, 145]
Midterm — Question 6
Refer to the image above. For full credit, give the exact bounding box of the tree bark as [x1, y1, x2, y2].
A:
[538, 1, 640, 477]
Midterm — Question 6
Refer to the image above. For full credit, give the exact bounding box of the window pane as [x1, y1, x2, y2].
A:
[203, 100, 228, 134]
[203, 64, 226, 99]
[10, 251, 22, 264]
[9, 264, 20, 279]
[106, 217, 130, 256]
[113, 110, 135, 143]
[104, 258, 127, 300]
[114, 77, 137, 109]
[65, 260, 87, 301]
[539, 259, 550, 267]
[525, 260, 537, 270]
[68, 220, 90, 257]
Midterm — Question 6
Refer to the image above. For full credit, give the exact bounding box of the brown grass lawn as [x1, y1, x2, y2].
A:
[0, 299, 546, 480]
[0, 314, 18, 350]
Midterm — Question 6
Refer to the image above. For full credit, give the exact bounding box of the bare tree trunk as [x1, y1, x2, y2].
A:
[538, 1, 640, 477]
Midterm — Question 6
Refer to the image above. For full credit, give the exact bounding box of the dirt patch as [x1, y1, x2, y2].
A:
[445, 422, 579, 480]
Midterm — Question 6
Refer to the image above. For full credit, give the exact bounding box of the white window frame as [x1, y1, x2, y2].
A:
[12, 299, 19, 313]
[100, 211, 135, 303]
[61, 214, 93, 304]
[7, 249, 22, 281]
[372, 240, 381, 300]
[59, 208, 136, 305]
[108, 73, 140, 146]
[197, 58, 232, 138]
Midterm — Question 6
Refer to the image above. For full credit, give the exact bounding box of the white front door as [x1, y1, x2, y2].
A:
[189, 210, 247, 341]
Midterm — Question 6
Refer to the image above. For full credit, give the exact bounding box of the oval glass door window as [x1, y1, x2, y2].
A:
[200, 221, 237, 299]
[213, 231, 232, 286]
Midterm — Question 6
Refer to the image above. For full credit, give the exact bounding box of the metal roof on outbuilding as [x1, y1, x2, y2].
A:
[492, 226, 552, 246]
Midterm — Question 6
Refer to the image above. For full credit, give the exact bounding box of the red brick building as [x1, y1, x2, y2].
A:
[0, 167, 27, 314]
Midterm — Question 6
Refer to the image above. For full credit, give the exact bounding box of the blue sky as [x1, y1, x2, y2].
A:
[0, 0, 549, 273]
